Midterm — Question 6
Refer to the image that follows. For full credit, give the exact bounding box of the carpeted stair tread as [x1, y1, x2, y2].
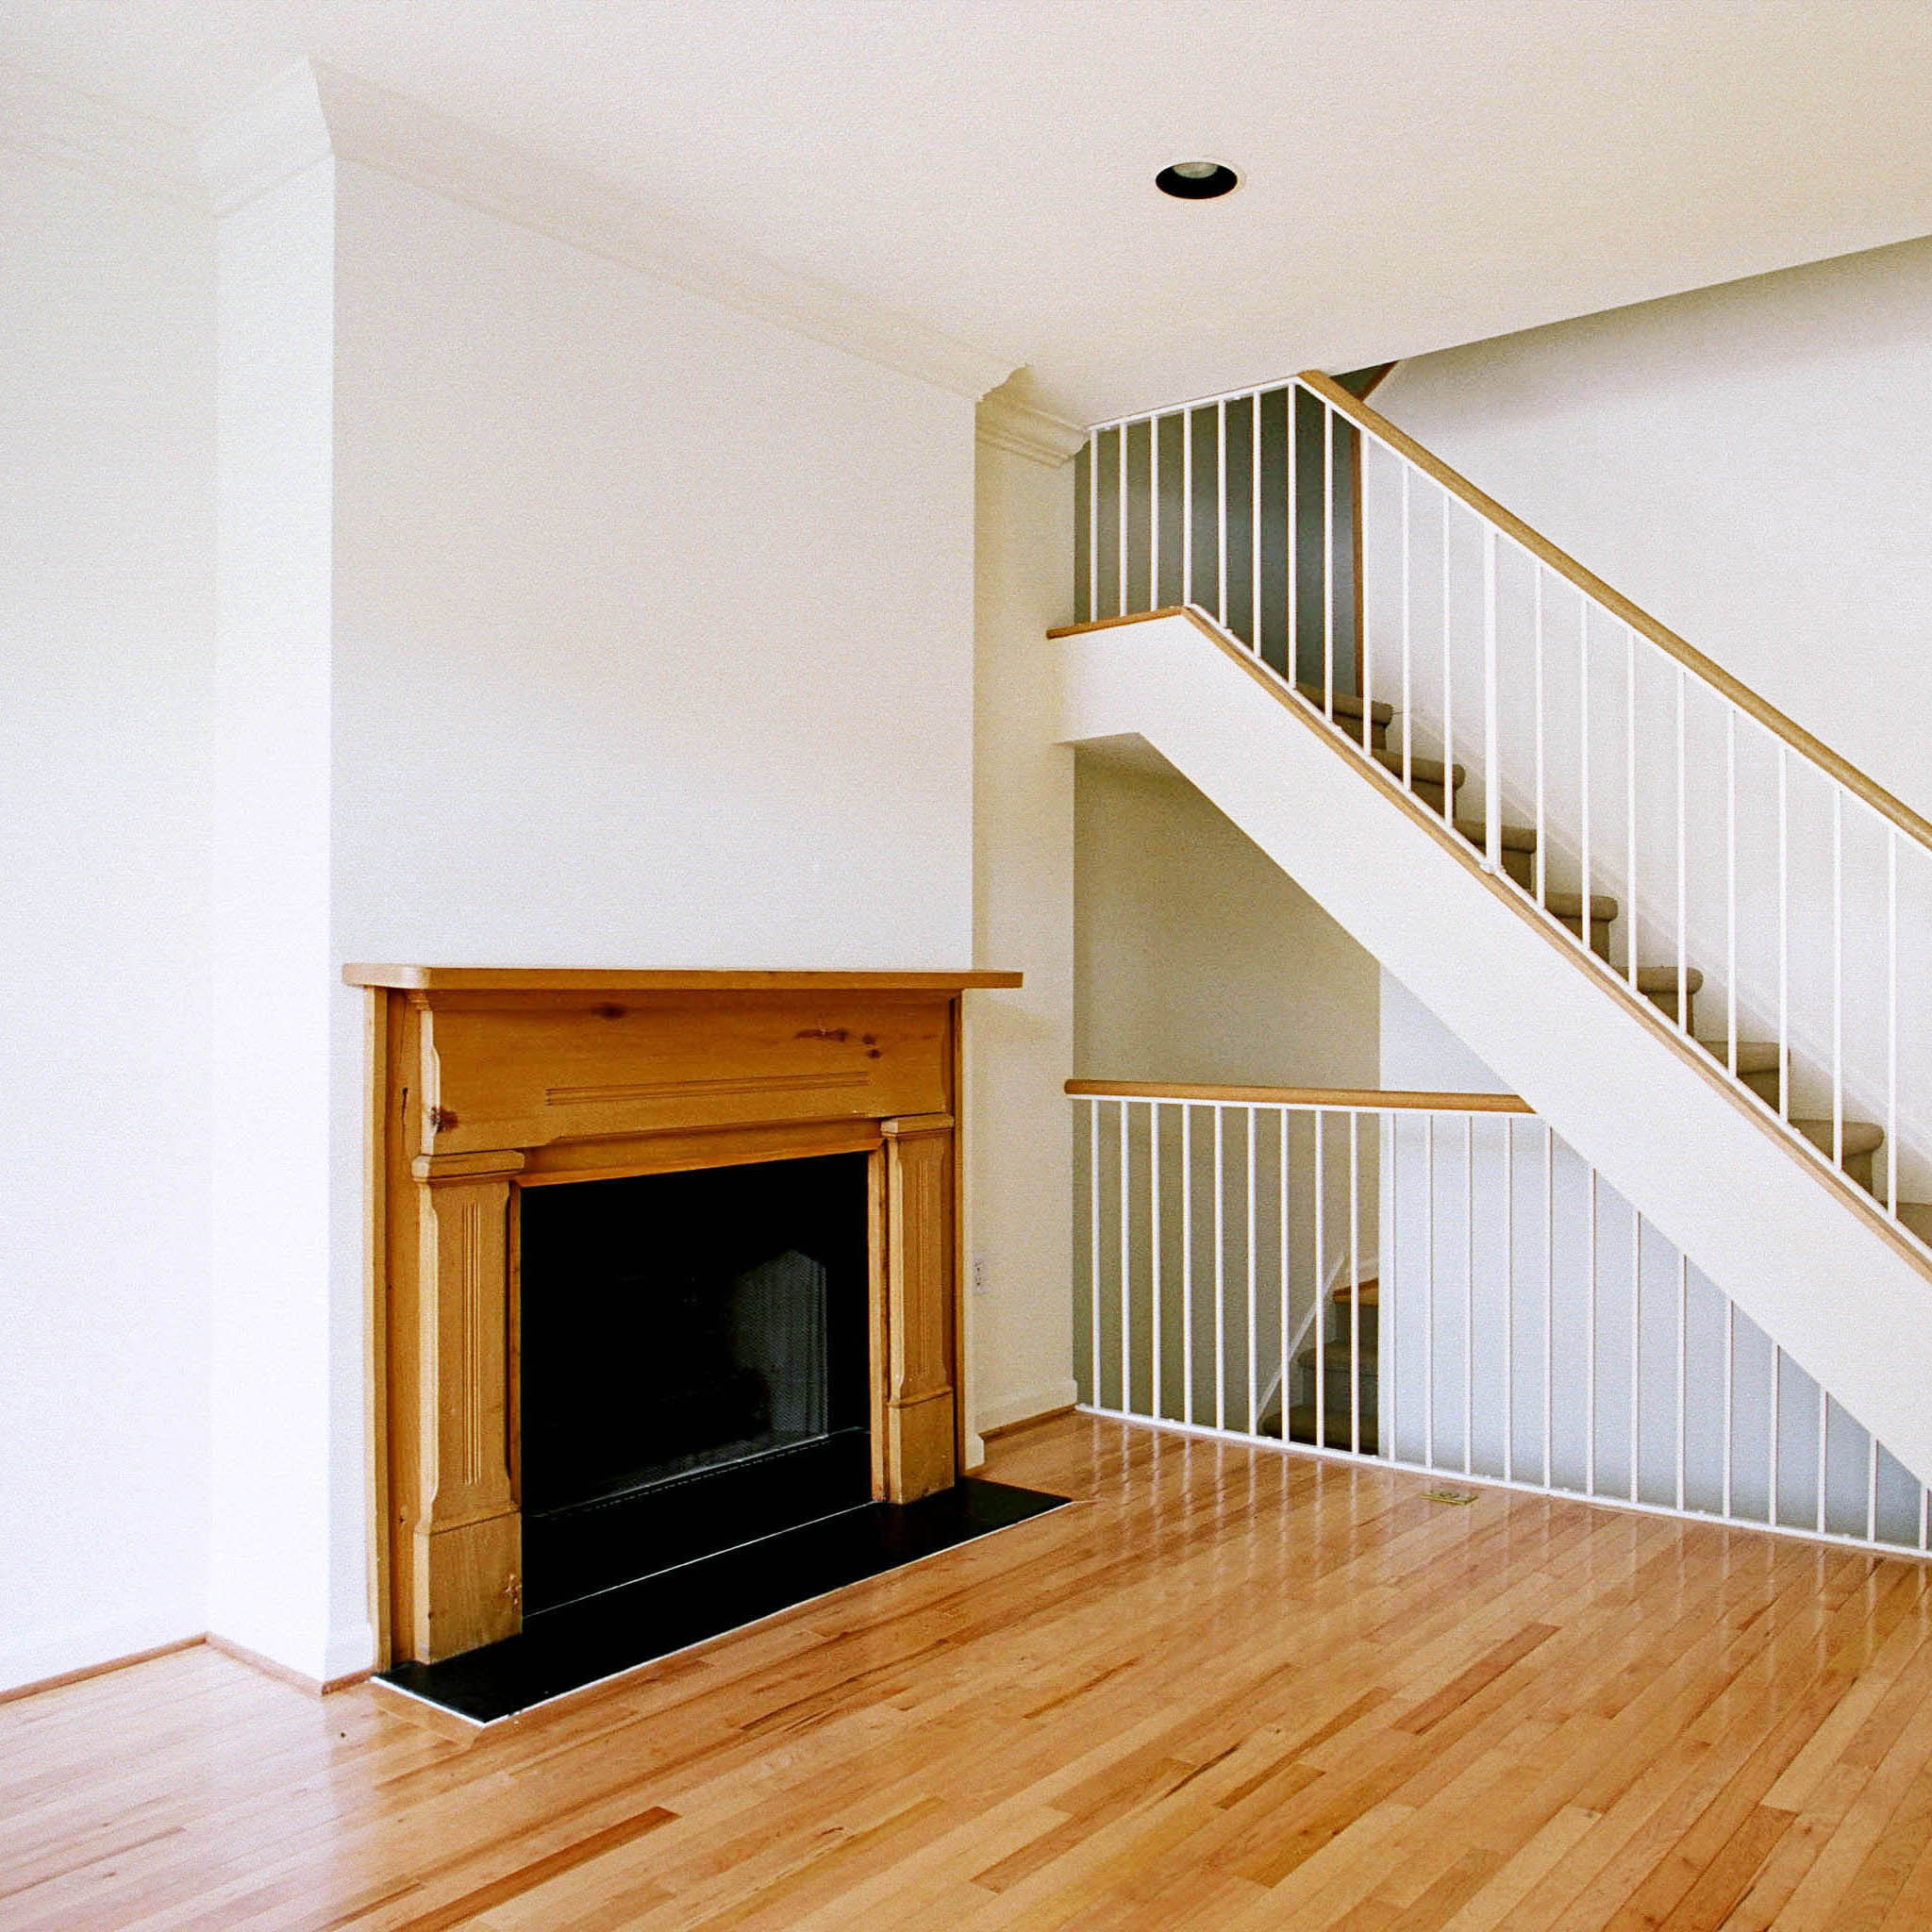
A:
[1297, 684, 1394, 725]
[1696, 1039, 1782, 1074]
[1544, 890, 1619, 922]
[1373, 749, 1465, 789]
[1297, 1344, 1379, 1375]
[1452, 818, 1539, 853]
[1634, 966, 1706, 996]
[1791, 1119, 1885, 1159]
[1898, 1203, 1932, 1246]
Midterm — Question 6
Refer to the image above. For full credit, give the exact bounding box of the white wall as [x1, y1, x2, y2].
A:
[1074, 754, 1381, 1089]
[329, 158, 976, 974]
[969, 428, 1077, 1439]
[1380, 973, 1508, 1095]
[204, 118, 982, 1681]
[207, 154, 346, 1678]
[0, 147, 216, 1690]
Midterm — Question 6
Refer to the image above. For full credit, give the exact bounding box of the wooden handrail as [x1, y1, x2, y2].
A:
[1066, 1078, 1531, 1112]
[1292, 367, 1932, 858]
[1052, 604, 1932, 1289]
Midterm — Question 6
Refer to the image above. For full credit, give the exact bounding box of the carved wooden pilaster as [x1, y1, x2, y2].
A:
[408, 1149, 524, 1660]
[878, 1113, 958, 1503]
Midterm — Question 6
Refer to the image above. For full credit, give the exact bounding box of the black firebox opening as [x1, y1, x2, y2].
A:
[518, 1151, 873, 1613]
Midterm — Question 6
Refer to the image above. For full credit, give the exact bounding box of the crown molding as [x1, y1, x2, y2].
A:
[976, 391, 1087, 466]
[0, 60, 202, 202]
[197, 60, 1017, 401]
[197, 63, 332, 215]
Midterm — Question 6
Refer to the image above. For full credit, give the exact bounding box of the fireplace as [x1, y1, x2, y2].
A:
[347, 967, 1020, 1665]
[519, 1152, 873, 1610]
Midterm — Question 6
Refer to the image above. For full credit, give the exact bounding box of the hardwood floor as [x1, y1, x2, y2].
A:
[8, 1416, 1932, 1928]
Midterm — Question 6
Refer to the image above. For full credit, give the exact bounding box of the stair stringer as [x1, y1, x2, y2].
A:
[1057, 608, 1932, 1490]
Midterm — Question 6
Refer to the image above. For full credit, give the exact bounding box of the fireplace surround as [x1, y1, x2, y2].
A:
[346, 966, 1020, 1666]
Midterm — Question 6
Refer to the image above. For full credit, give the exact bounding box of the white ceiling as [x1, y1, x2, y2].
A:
[9, 1, 1932, 424]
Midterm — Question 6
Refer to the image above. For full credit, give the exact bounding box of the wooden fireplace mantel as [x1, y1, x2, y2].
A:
[345, 966, 1024, 992]
[351, 964, 1020, 1666]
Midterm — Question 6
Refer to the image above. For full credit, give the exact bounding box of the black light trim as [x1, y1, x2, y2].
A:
[1156, 160, 1241, 200]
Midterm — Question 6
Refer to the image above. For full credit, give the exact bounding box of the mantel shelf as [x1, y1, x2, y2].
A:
[343, 966, 1024, 992]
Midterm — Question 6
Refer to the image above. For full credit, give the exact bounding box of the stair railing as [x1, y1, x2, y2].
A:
[1070, 1081, 1932, 1558]
[1073, 376, 1932, 1240]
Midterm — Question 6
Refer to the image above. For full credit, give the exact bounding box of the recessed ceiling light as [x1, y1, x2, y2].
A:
[1156, 159, 1241, 200]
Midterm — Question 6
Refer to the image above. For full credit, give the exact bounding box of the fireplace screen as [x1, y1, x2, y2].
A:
[518, 1151, 871, 1611]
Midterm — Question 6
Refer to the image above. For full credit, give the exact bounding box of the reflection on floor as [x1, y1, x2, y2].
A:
[382, 1475, 1067, 1724]
[8, 1414, 1932, 1929]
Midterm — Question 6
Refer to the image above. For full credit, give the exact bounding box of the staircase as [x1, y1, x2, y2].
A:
[1056, 369, 1932, 1488]
[1321, 682, 1902, 1206]
[1259, 1275, 1380, 1455]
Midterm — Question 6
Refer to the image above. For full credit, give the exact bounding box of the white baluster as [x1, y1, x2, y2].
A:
[1217, 399, 1228, 629]
[1463, 1113, 1474, 1474]
[1349, 1109, 1362, 1455]
[1151, 1101, 1163, 1421]
[1324, 406, 1336, 719]
[1278, 1108, 1291, 1445]
[1483, 525, 1500, 870]
[1625, 629, 1639, 987]
[1889, 829, 1900, 1218]
[1674, 1250, 1688, 1514]
[1182, 1106, 1194, 1427]
[1424, 1113, 1437, 1468]
[1285, 388, 1298, 674]
[1441, 493, 1454, 825]
[1401, 466, 1414, 793]
[1182, 409, 1194, 609]
[1832, 788, 1844, 1168]
[1533, 569, 1547, 908]
[1726, 708, 1738, 1077]
[1213, 1104, 1225, 1431]
[1586, 1165, 1598, 1498]
[1777, 743, 1790, 1122]
[1119, 1098, 1130, 1412]
[1089, 1096, 1101, 1407]
[1250, 392, 1262, 656]
[1245, 1107, 1257, 1433]
[1314, 1108, 1326, 1448]
[1675, 665, 1688, 1032]
[1503, 1115, 1516, 1484]
[1630, 1207, 1641, 1503]
[1150, 414, 1161, 608]
[1579, 593, 1591, 950]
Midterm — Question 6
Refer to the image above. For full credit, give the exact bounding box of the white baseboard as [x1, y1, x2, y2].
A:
[975, 1377, 1081, 1439]
[0, 1604, 205, 1700]
[199, 1609, 377, 1695]
[325, 1620, 377, 1684]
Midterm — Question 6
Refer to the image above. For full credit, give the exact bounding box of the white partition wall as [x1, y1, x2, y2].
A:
[200, 63, 995, 1686]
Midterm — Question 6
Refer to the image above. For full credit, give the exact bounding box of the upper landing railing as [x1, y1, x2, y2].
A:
[1070, 373, 1932, 1248]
